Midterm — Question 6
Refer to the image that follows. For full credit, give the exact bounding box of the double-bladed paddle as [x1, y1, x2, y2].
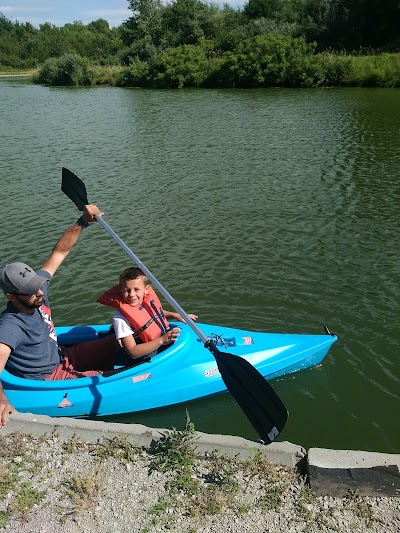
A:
[61, 167, 289, 443]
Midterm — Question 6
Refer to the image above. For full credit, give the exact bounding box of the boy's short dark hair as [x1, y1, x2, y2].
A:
[119, 267, 148, 286]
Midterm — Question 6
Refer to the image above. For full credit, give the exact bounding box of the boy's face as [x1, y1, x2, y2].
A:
[120, 278, 148, 307]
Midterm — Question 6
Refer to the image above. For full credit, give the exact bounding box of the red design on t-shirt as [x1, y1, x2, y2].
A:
[39, 303, 58, 343]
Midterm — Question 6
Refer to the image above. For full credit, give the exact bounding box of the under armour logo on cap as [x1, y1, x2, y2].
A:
[20, 267, 32, 278]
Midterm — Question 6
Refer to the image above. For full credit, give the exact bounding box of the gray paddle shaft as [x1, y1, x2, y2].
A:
[95, 215, 209, 344]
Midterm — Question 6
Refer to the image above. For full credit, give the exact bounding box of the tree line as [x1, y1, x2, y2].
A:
[1, 0, 399, 88]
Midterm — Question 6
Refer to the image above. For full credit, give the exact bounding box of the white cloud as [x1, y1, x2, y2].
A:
[83, 9, 131, 18]
[0, 5, 51, 14]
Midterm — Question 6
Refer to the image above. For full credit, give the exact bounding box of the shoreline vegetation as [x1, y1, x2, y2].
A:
[2, 48, 400, 89]
[29, 49, 400, 89]
[1, 1, 400, 89]
[2, 44, 400, 89]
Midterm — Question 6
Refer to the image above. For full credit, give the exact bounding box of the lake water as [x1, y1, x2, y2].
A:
[1, 78, 399, 453]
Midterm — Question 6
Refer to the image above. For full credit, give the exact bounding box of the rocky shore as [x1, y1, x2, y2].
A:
[1, 413, 399, 532]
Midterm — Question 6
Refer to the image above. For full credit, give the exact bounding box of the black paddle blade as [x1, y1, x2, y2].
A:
[206, 342, 288, 444]
[61, 167, 89, 211]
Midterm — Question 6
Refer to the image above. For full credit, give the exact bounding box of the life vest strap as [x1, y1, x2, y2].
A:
[132, 318, 154, 339]
[147, 299, 169, 335]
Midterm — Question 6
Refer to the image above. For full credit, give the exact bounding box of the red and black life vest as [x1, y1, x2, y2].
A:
[97, 285, 170, 342]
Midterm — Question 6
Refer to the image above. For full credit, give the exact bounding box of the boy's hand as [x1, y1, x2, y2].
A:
[175, 313, 198, 323]
[161, 327, 181, 345]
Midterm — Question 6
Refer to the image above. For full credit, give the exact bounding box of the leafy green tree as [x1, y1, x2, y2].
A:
[27, 24, 65, 63]
[161, 0, 209, 46]
[321, 0, 400, 50]
[193, 4, 248, 52]
[216, 33, 317, 87]
[0, 13, 14, 33]
[59, 20, 122, 64]
[0, 14, 122, 68]
[244, 0, 283, 20]
[246, 16, 300, 38]
[121, 0, 163, 61]
[122, 0, 163, 45]
[87, 18, 111, 33]
[0, 15, 40, 67]
[242, 0, 329, 44]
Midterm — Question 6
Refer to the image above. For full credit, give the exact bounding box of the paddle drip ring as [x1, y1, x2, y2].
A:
[210, 333, 227, 348]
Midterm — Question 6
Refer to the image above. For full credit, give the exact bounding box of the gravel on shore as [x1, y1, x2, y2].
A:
[1, 430, 399, 533]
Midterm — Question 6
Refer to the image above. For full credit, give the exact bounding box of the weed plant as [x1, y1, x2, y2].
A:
[90, 434, 139, 463]
[62, 468, 107, 514]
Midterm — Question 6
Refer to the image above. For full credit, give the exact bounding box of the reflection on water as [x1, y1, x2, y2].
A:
[1, 80, 399, 453]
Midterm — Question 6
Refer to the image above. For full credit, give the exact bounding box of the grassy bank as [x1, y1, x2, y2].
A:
[0, 68, 38, 77]
[314, 51, 400, 87]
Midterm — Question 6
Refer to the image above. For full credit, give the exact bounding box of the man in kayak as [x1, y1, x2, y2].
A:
[0, 205, 120, 428]
[97, 267, 198, 361]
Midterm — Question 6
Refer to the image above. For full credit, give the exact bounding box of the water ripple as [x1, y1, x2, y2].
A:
[1, 81, 399, 453]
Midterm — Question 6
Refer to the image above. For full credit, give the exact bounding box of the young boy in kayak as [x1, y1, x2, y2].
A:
[97, 267, 197, 360]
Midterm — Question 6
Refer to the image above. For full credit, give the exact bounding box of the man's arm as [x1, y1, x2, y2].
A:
[41, 204, 102, 276]
[0, 343, 16, 428]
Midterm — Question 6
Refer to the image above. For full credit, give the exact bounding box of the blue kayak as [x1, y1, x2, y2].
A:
[0, 322, 337, 418]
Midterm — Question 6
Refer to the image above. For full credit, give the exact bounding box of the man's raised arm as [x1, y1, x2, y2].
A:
[41, 204, 103, 276]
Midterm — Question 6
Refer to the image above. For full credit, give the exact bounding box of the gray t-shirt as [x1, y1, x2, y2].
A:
[0, 270, 61, 380]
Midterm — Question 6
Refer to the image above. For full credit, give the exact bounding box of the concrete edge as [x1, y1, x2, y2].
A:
[2, 413, 400, 497]
[2, 412, 304, 468]
[307, 447, 400, 497]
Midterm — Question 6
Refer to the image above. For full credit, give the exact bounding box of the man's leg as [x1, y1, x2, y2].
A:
[45, 335, 119, 380]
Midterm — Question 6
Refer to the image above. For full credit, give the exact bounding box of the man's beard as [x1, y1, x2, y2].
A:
[14, 294, 43, 310]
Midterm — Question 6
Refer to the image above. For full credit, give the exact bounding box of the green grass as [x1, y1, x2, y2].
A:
[0, 463, 18, 499]
[89, 64, 124, 86]
[0, 67, 38, 76]
[9, 483, 45, 520]
[314, 51, 400, 87]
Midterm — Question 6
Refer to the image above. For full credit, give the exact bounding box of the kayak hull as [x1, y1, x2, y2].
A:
[0, 322, 337, 418]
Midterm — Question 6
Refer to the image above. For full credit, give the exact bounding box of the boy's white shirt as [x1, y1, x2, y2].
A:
[112, 310, 135, 340]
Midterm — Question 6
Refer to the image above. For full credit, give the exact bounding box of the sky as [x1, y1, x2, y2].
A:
[1, 0, 136, 28]
[0, 0, 243, 28]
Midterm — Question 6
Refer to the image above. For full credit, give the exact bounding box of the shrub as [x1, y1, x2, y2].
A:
[116, 60, 151, 87]
[151, 44, 213, 88]
[215, 34, 318, 88]
[32, 53, 94, 86]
